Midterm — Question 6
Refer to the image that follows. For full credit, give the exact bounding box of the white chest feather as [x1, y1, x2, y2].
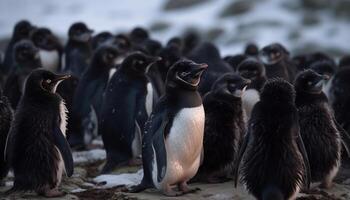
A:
[108, 68, 117, 83]
[59, 100, 68, 137]
[153, 105, 205, 187]
[145, 82, 153, 116]
[39, 49, 60, 72]
[242, 89, 260, 119]
[323, 77, 333, 99]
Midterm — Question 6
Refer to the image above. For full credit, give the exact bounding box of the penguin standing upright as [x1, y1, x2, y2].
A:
[0, 90, 13, 184]
[260, 43, 296, 82]
[63, 22, 93, 76]
[294, 69, 350, 188]
[188, 42, 233, 95]
[329, 68, 350, 135]
[234, 78, 310, 200]
[5, 69, 73, 197]
[72, 45, 120, 146]
[309, 61, 336, 97]
[2, 20, 35, 74]
[237, 58, 267, 119]
[131, 60, 207, 196]
[3, 39, 41, 109]
[100, 52, 161, 173]
[196, 73, 250, 183]
[31, 27, 63, 72]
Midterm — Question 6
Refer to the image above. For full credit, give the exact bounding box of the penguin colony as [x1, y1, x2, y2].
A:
[0, 20, 349, 200]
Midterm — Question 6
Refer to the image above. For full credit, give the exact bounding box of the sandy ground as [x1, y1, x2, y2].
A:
[1, 149, 350, 200]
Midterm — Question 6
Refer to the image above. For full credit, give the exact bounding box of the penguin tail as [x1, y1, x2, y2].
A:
[262, 185, 284, 200]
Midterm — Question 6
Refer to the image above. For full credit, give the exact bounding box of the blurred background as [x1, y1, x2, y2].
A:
[0, 0, 350, 56]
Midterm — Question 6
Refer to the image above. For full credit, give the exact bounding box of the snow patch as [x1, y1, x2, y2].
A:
[93, 170, 143, 188]
[73, 149, 106, 164]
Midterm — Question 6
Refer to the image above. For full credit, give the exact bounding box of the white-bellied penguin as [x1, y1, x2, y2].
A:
[130, 60, 207, 196]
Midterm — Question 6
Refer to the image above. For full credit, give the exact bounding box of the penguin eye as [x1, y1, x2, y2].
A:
[138, 60, 144, 65]
[307, 81, 312, 86]
[107, 53, 114, 59]
[45, 79, 52, 84]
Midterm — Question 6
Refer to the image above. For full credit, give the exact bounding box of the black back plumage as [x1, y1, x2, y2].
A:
[188, 42, 233, 95]
[3, 39, 41, 109]
[199, 73, 248, 177]
[295, 69, 342, 183]
[2, 20, 35, 74]
[6, 69, 73, 192]
[100, 52, 159, 173]
[64, 22, 93, 76]
[0, 90, 13, 182]
[235, 78, 310, 200]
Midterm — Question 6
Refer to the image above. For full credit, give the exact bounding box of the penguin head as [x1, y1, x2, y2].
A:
[121, 52, 161, 75]
[13, 20, 35, 40]
[143, 39, 162, 56]
[93, 45, 120, 69]
[166, 60, 208, 91]
[294, 69, 329, 95]
[224, 54, 248, 71]
[310, 60, 336, 78]
[92, 31, 114, 49]
[130, 27, 149, 43]
[115, 34, 132, 53]
[24, 69, 71, 96]
[237, 58, 265, 80]
[167, 37, 183, 48]
[339, 55, 350, 69]
[260, 43, 289, 65]
[13, 39, 40, 66]
[30, 28, 58, 50]
[260, 78, 295, 104]
[68, 22, 93, 42]
[211, 73, 251, 99]
[244, 43, 259, 56]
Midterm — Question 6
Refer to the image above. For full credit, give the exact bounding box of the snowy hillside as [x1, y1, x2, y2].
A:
[0, 0, 349, 55]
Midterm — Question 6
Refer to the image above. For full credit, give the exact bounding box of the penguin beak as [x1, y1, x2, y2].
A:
[189, 63, 208, 76]
[50, 74, 71, 93]
[323, 74, 330, 80]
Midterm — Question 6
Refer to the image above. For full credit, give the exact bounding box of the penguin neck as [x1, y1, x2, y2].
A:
[249, 76, 266, 91]
[295, 90, 328, 107]
[67, 39, 91, 53]
[166, 87, 202, 108]
[14, 59, 41, 72]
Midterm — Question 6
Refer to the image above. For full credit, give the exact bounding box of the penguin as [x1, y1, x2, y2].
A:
[0, 89, 13, 184]
[3, 39, 41, 109]
[72, 45, 120, 146]
[234, 78, 311, 200]
[30, 27, 63, 72]
[91, 31, 114, 50]
[260, 43, 296, 82]
[188, 42, 233, 95]
[294, 69, 350, 189]
[237, 58, 267, 119]
[329, 68, 350, 133]
[244, 43, 259, 57]
[130, 60, 208, 196]
[63, 22, 93, 76]
[5, 69, 73, 197]
[129, 27, 149, 44]
[2, 20, 35, 75]
[309, 61, 336, 97]
[100, 52, 161, 173]
[293, 52, 334, 72]
[223, 54, 248, 71]
[182, 31, 200, 56]
[339, 55, 350, 69]
[195, 73, 250, 183]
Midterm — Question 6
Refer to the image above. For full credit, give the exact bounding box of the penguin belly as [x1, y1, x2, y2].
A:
[153, 105, 205, 189]
[39, 49, 60, 72]
[242, 89, 260, 119]
[145, 82, 153, 116]
[56, 100, 68, 186]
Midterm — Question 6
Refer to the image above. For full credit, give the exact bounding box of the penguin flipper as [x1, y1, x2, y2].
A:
[333, 119, 350, 158]
[233, 124, 251, 188]
[53, 124, 74, 177]
[152, 116, 170, 183]
[296, 127, 311, 189]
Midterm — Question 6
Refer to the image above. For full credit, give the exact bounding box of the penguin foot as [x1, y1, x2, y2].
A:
[128, 158, 142, 166]
[319, 181, 333, 189]
[128, 183, 149, 193]
[178, 182, 200, 194]
[162, 189, 183, 197]
[39, 188, 66, 197]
